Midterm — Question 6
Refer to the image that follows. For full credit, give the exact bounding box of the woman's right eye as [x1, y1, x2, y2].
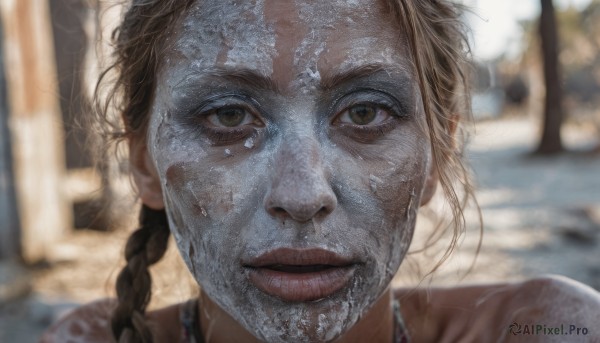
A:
[206, 106, 256, 128]
[189, 102, 265, 145]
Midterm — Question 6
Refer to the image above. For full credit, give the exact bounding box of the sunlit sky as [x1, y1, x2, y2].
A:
[464, 0, 593, 60]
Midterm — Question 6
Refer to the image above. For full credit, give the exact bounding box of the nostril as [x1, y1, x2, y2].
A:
[271, 207, 288, 217]
[264, 170, 338, 222]
[316, 205, 332, 217]
[267, 200, 336, 222]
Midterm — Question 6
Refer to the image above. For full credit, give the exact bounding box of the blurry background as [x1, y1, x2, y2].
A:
[0, 0, 599, 341]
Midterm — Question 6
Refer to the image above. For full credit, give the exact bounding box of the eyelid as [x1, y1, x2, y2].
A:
[331, 89, 406, 122]
[204, 106, 255, 127]
[178, 94, 266, 145]
[193, 95, 265, 126]
[336, 103, 391, 126]
[327, 90, 407, 143]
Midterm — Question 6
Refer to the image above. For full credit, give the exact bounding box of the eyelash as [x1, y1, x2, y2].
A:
[333, 111, 397, 143]
[182, 91, 407, 145]
[331, 93, 407, 141]
[185, 96, 263, 145]
[203, 125, 255, 144]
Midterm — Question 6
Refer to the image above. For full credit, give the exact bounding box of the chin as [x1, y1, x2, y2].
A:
[247, 300, 356, 343]
[205, 253, 398, 343]
[232, 279, 380, 343]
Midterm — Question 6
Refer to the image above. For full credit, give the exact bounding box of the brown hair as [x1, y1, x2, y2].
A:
[95, 1, 194, 341]
[389, 0, 480, 274]
[95, 0, 476, 341]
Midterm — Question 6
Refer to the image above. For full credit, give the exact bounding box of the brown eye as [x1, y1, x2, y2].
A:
[348, 104, 377, 125]
[216, 107, 246, 127]
[337, 103, 390, 127]
[206, 106, 256, 128]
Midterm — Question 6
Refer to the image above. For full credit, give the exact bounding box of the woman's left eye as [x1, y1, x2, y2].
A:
[206, 106, 256, 128]
[337, 103, 390, 126]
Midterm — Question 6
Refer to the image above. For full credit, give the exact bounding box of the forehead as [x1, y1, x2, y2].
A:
[166, 0, 409, 89]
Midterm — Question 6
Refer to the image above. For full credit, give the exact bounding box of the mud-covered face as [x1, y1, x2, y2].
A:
[145, 0, 431, 341]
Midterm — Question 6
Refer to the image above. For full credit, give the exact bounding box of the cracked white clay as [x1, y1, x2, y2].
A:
[144, 0, 433, 342]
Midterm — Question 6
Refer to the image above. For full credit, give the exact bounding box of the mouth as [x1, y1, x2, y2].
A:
[243, 248, 358, 302]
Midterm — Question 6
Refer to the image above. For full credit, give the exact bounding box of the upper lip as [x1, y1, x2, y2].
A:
[242, 247, 356, 268]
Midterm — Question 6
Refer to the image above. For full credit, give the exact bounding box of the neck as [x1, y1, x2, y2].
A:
[198, 288, 395, 343]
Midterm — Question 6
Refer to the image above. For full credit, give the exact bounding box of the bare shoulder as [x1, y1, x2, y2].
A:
[509, 275, 599, 323]
[395, 275, 599, 342]
[40, 299, 183, 343]
[40, 299, 117, 343]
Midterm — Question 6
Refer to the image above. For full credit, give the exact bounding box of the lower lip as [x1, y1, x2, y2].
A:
[247, 266, 356, 302]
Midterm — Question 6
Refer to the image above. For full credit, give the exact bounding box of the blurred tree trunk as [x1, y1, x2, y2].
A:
[0, 0, 70, 262]
[0, 15, 22, 260]
[536, 0, 564, 154]
[49, 0, 93, 170]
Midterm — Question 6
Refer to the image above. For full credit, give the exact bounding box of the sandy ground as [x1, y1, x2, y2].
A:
[1, 116, 599, 342]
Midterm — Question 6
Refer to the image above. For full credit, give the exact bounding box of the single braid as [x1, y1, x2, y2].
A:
[111, 205, 170, 343]
[99, 1, 192, 341]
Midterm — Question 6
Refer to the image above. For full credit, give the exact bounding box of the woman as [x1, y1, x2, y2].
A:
[43, 0, 599, 342]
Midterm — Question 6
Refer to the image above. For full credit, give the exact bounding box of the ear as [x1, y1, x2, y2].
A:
[420, 114, 460, 206]
[129, 136, 165, 210]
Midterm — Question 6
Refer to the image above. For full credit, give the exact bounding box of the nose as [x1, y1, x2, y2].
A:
[264, 136, 337, 223]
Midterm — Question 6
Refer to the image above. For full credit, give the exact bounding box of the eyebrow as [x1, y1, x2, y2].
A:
[189, 67, 281, 93]
[320, 63, 410, 90]
[187, 63, 410, 93]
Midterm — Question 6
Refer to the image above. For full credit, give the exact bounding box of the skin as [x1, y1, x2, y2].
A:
[37, 0, 600, 342]
[133, 0, 434, 341]
[41, 277, 600, 342]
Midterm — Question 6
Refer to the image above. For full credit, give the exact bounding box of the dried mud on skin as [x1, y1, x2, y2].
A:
[1, 117, 599, 342]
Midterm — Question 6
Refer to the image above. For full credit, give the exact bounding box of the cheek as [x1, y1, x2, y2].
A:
[373, 151, 427, 221]
[162, 161, 238, 226]
[162, 162, 211, 225]
[165, 162, 233, 217]
[342, 134, 429, 267]
[336, 136, 429, 225]
[160, 161, 242, 284]
[159, 154, 267, 245]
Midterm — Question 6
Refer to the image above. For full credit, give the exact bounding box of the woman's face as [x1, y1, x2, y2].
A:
[141, 0, 432, 341]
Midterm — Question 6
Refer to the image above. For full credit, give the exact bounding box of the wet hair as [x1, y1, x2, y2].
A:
[96, 0, 475, 341]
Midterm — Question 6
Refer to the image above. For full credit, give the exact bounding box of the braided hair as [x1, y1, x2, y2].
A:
[111, 206, 170, 342]
[94, 0, 193, 340]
